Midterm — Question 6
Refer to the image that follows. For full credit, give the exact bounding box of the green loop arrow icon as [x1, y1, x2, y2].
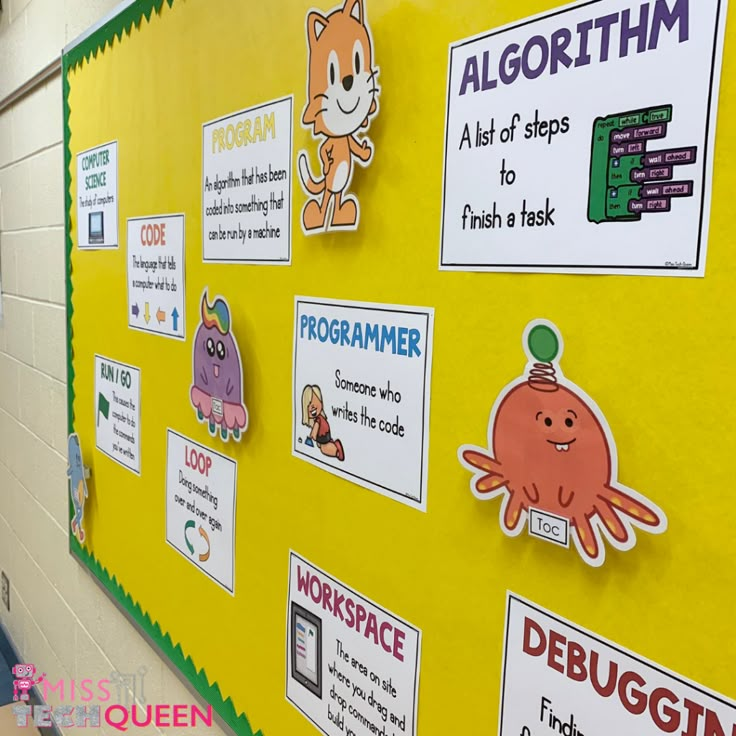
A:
[184, 520, 196, 554]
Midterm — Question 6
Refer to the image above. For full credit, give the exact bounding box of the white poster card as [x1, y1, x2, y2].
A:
[127, 214, 185, 339]
[441, 0, 727, 276]
[165, 430, 236, 593]
[77, 141, 119, 250]
[500, 593, 736, 736]
[292, 297, 434, 510]
[286, 552, 421, 736]
[202, 96, 293, 264]
[94, 355, 140, 474]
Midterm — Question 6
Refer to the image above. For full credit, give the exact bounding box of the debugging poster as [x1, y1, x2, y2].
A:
[286, 552, 421, 736]
[500, 594, 736, 736]
[292, 297, 434, 510]
[441, 0, 726, 276]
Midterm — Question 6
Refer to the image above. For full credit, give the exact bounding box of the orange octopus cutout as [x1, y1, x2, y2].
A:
[458, 320, 667, 567]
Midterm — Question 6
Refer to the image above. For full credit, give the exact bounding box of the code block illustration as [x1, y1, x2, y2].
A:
[588, 105, 697, 224]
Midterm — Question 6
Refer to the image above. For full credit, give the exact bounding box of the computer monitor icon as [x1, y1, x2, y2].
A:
[89, 211, 105, 244]
[291, 603, 322, 699]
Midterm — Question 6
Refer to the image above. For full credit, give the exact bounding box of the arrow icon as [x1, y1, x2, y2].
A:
[198, 526, 211, 562]
[156, 308, 166, 324]
[172, 307, 179, 332]
[184, 520, 196, 554]
[144, 302, 151, 324]
[132, 303, 139, 318]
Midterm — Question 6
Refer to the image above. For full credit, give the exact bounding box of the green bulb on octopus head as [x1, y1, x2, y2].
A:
[528, 323, 560, 363]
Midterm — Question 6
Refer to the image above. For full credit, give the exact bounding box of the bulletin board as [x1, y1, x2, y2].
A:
[64, 1, 736, 735]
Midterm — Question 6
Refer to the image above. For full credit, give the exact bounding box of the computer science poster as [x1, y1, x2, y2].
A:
[77, 140, 119, 250]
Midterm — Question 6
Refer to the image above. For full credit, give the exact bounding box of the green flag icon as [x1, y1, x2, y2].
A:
[97, 393, 110, 425]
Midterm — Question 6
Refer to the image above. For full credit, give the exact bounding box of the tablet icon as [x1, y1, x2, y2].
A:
[291, 603, 322, 699]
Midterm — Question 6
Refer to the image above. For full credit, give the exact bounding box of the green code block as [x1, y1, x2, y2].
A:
[588, 105, 673, 224]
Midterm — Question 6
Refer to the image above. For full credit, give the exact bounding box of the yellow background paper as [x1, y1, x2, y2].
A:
[68, 0, 736, 732]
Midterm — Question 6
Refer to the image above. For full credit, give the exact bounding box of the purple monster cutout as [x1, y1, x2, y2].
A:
[190, 291, 248, 442]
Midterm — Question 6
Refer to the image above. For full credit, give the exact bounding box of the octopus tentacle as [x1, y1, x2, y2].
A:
[462, 450, 502, 474]
[503, 491, 526, 532]
[523, 485, 540, 504]
[476, 475, 507, 494]
[572, 514, 599, 561]
[593, 502, 629, 543]
[600, 485, 660, 526]
[461, 449, 506, 495]
[558, 486, 575, 509]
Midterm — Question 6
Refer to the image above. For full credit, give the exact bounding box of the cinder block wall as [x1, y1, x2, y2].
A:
[0, 2, 229, 734]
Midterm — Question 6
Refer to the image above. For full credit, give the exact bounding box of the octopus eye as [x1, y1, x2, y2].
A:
[216, 341, 226, 360]
[206, 338, 215, 357]
[565, 417, 574, 428]
[544, 417, 553, 427]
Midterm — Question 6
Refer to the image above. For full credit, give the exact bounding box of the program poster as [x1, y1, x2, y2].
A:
[500, 594, 736, 736]
[165, 430, 237, 593]
[292, 297, 434, 511]
[77, 141, 119, 250]
[202, 96, 293, 264]
[286, 552, 421, 736]
[441, 0, 726, 276]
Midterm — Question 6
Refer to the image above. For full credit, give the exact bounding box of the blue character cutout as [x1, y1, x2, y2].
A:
[67, 433, 89, 544]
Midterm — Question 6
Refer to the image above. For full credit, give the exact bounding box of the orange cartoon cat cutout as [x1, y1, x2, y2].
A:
[298, 0, 379, 233]
[458, 320, 667, 568]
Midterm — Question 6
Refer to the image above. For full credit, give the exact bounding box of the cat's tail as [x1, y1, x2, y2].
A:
[298, 152, 326, 195]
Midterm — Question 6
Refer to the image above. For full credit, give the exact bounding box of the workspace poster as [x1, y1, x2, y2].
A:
[500, 594, 736, 736]
[293, 297, 434, 511]
[286, 552, 421, 736]
[441, 0, 726, 276]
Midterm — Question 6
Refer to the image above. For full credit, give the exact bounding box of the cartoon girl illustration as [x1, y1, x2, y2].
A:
[190, 290, 248, 442]
[301, 385, 345, 461]
[298, 0, 380, 233]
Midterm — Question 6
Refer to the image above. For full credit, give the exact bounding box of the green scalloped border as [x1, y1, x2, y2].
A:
[68, 536, 260, 735]
[63, 3, 261, 735]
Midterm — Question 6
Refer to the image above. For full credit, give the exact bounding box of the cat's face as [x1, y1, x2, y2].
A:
[303, 0, 379, 137]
